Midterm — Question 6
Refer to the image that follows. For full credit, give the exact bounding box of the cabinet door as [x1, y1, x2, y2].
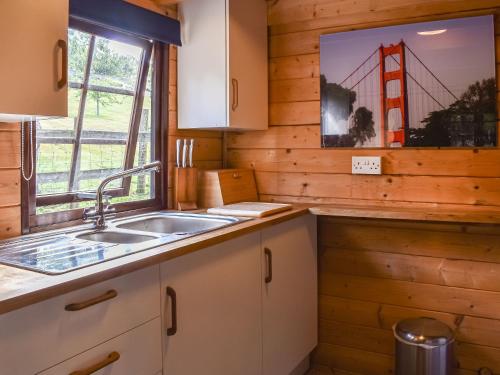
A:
[228, 0, 268, 130]
[0, 0, 68, 118]
[261, 215, 318, 375]
[160, 232, 262, 375]
[178, 0, 227, 129]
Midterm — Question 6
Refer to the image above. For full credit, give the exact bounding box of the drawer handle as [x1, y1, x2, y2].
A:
[166, 286, 178, 336]
[69, 351, 120, 375]
[65, 289, 118, 311]
[232, 172, 241, 179]
[264, 248, 273, 284]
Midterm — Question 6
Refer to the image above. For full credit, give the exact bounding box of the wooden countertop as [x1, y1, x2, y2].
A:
[0, 205, 311, 315]
[2, 202, 498, 315]
[310, 203, 500, 225]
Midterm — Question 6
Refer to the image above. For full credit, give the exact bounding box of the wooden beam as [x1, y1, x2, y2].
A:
[153, 0, 182, 5]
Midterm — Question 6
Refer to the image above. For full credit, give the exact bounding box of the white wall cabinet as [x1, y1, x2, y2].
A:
[262, 215, 318, 375]
[0, 0, 68, 120]
[160, 232, 263, 375]
[178, 0, 268, 130]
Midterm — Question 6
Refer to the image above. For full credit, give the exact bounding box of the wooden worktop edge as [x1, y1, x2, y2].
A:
[309, 204, 500, 225]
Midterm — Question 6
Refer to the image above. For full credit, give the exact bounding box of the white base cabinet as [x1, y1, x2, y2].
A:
[160, 232, 263, 375]
[160, 215, 318, 375]
[0, 215, 317, 375]
[262, 215, 318, 375]
[0, 266, 160, 375]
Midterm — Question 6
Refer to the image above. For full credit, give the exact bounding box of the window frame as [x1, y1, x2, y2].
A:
[21, 19, 169, 233]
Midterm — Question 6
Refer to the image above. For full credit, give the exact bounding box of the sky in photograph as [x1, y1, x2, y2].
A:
[320, 16, 496, 144]
[320, 16, 495, 97]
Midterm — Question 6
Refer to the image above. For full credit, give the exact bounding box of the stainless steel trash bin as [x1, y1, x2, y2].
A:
[394, 317, 455, 375]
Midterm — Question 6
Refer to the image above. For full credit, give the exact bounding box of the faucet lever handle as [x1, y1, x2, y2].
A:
[102, 207, 116, 221]
[82, 207, 97, 222]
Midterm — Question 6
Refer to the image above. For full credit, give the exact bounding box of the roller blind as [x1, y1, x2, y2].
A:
[69, 0, 181, 46]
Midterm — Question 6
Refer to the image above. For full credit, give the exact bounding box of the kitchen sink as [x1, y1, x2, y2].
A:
[115, 214, 237, 235]
[0, 212, 247, 275]
[76, 231, 157, 244]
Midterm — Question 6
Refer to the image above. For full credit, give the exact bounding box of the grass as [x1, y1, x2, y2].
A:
[42, 89, 151, 132]
[36, 175, 153, 214]
[37, 87, 154, 211]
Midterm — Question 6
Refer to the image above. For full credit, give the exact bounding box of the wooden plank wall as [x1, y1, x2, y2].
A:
[223, 1, 500, 374]
[227, 0, 500, 209]
[166, 44, 223, 208]
[315, 216, 500, 374]
[0, 124, 21, 238]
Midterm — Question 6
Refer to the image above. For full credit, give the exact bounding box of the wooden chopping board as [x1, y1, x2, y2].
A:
[207, 202, 293, 218]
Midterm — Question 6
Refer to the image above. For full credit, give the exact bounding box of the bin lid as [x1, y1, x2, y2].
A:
[394, 317, 454, 347]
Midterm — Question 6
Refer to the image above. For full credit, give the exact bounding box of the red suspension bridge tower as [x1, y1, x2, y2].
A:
[379, 41, 409, 147]
[332, 40, 458, 148]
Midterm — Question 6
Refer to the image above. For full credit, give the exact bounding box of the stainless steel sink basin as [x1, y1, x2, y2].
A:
[76, 231, 157, 244]
[0, 211, 248, 275]
[116, 214, 237, 235]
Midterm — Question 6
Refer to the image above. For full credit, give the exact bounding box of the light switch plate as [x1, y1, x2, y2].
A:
[352, 156, 382, 175]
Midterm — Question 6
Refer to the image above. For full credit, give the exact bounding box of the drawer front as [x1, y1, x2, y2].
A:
[39, 318, 162, 375]
[218, 169, 258, 204]
[0, 266, 160, 375]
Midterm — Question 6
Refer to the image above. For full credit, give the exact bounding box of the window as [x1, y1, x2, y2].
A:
[22, 20, 168, 232]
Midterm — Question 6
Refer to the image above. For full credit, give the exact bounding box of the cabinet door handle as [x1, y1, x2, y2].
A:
[69, 351, 120, 375]
[65, 289, 118, 311]
[264, 248, 273, 284]
[166, 286, 178, 336]
[57, 39, 68, 89]
[231, 78, 239, 111]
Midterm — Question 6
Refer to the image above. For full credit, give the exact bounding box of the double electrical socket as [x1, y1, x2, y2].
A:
[352, 156, 382, 175]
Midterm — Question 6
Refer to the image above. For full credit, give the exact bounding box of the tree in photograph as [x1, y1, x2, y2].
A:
[408, 78, 497, 147]
[449, 78, 497, 146]
[320, 75, 357, 147]
[349, 106, 375, 146]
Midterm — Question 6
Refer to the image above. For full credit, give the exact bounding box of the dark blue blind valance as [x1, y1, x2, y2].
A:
[69, 0, 181, 46]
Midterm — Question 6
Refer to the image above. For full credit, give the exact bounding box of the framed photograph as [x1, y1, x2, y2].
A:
[320, 15, 497, 148]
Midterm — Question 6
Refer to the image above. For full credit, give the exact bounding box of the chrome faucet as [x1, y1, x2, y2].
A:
[83, 161, 162, 230]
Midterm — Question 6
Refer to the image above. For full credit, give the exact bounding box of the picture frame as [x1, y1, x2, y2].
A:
[320, 15, 497, 148]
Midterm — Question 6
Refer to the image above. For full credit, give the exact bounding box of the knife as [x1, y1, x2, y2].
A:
[182, 139, 188, 168]
[188, 139, 194, 168]
[176, 139, 182, 168]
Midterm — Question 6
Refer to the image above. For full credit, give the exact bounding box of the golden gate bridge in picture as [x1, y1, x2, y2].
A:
[331, 40, 459, 147]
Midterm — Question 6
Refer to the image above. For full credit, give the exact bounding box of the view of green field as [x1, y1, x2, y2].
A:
[36, 29, 154, 214]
